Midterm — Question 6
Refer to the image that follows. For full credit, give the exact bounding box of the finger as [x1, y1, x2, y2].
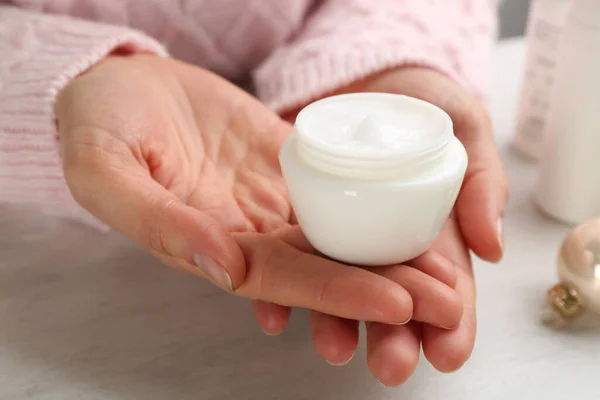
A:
[250, 228, 300, 337]
[277, 225, 457, 289]
[422, 86, 508, 262]
[367, 322, 421, 386]
[310, 311, 359, 366]
[62, 130, 245, 291]
[233, 229, 413, 324]
[365, 68, 509, 262]
[453, 108, 509, 263]
[276, 225, 461, 327]
[370, 264, 462, 329]
[270, 224, 315, 252]
[422, 268, 477, 372]
[252, 300, 291, 336]
[409, 250, 457, 289]
[422, 217, 477, 372]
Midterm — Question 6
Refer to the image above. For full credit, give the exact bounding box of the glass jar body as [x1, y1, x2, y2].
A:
[279, 132, 467, 266]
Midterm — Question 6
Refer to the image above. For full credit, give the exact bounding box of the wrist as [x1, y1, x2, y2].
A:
[55, 52, 162, 121]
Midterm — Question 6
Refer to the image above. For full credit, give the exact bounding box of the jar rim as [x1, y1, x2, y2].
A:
[295, 93, 453, 161]
[294, 93, 454, 180]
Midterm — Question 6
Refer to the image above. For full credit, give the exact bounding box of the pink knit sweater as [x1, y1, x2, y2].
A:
[0, 0, 497, 227]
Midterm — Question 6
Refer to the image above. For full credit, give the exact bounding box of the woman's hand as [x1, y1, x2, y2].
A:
[343, 67, 510, 262]
[268, 67, 509, 385]
[263, 214, 473, 385]
[350, 67, 508, 382]
[55, 55, 462, 335]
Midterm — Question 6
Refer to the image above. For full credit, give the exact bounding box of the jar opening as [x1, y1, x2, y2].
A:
[294, 93, 454, 180]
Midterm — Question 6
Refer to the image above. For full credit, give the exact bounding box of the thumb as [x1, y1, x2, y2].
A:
[454, 118, 509, 263]
[456, 168, 505, 263]
[62, 129, 245, 291]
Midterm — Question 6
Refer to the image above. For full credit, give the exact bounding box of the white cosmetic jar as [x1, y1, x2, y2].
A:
[279, 93, 468, 266]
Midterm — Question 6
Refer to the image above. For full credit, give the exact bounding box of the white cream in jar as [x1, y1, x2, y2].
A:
[279, 93, 468, 266]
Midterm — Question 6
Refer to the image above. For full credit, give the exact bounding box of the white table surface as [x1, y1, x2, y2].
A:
[1, 38, 598, 400]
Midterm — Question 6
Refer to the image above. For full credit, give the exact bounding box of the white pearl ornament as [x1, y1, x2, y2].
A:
[543, 218, 600, 328]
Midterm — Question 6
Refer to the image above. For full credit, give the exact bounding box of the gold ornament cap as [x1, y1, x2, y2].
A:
[543, 218, 600, 329]
[542, 283, 584, 328]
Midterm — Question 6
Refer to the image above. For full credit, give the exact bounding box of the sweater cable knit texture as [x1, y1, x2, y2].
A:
[0, 0, 496, 227]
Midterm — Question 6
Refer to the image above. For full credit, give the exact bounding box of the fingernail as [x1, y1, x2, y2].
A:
[193, 254, 233, 291]
[497, 217, 504, 252]
[390, 314, 412, 326]
[261, 329, 282, 337]
[376, 379, 389, 387]
[326, 352, 354, 367]
[436, 324, 457, 330]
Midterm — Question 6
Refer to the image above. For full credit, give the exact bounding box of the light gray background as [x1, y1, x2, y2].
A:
[500, 0, 531, 38]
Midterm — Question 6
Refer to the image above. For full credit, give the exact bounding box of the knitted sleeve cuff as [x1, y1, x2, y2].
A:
[0, 6, 168, 229]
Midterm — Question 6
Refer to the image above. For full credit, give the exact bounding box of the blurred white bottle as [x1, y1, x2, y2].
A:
[535, 0, 600, 224]
[513, 0, 573, 160]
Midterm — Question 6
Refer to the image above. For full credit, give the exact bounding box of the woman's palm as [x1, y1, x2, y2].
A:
[160, 66, 293, 235]
[81, 55, 294, 235]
